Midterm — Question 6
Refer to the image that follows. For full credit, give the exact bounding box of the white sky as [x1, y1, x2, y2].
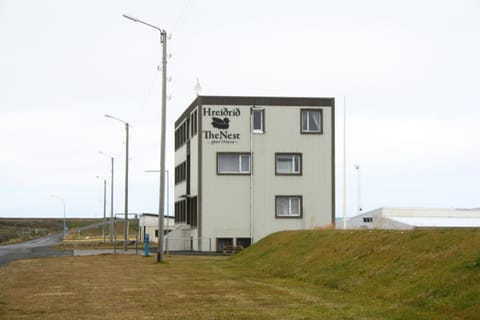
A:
[1, 0, 480, 219]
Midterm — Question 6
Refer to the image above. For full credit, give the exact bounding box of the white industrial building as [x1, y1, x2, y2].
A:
[338, 207, 480, 230]
[138, 213, 174, 243]
[171, 96, 335, 252]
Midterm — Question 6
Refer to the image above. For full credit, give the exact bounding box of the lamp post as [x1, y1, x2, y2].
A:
[96, 176, 107, 243]
[99, 151, 115, 242]
[105, 114, 129, 251]
[123, 13, 167, 263]
[50, 194, 66, 245]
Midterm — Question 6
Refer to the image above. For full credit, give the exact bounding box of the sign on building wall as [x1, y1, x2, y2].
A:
[202, 107, 242, 145]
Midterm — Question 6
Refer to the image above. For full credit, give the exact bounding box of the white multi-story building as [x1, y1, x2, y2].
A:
[173, 96, 335, 252]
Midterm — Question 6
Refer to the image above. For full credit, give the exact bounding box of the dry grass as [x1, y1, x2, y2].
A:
[0, 255, 345, 320]
[66, 221, 138, 241]
[2, 229, 480, 319]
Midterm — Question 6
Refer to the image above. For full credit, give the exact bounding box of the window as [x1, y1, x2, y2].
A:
[190, 109, 198, 137]
[275, 196, 302, 218]
[175, 161, 187, 184]
[363, 217, 373, 223]
[175, 199, 186, 223]
[275, 153, 302, 175]
[216, 238, 233, 252]
[235, 238, 252, 248]
[187, 196, 198, 227]
[301, 109, 322, 134]
[217, 153, 251, 174]
[252, 109, 264, 133]
[175, 120, 189, 149]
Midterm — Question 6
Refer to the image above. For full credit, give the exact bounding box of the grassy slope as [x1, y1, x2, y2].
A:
[229, 229, 480, 319]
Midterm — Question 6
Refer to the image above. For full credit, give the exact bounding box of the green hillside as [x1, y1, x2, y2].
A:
[0, 218, 101, 244]
[229, 229, 480, 319]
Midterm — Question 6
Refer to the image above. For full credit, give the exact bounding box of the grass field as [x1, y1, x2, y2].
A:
[65, 220, 139, 242]
[0, 218, 138, 245]
[1, 229, 480, 319]
[0, 255, 332, 320]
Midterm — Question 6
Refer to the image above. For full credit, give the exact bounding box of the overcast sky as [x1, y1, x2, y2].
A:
[1, 0, 480, 219]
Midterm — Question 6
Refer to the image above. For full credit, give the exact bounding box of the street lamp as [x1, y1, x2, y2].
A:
[49, 194, 66, 244]
[123, 13, 168, 263]
[105, 114, 129, 251]
[99, 151, 115, 242]
[96, 176, 107, 243]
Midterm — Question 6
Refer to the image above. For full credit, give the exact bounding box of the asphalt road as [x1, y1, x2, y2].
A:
[0, 233, 72, 266]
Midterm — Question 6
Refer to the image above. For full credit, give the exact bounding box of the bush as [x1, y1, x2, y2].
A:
[0, 231, 18, 244]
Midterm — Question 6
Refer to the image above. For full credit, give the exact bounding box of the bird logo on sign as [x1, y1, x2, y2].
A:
[211, 117, 230, 129]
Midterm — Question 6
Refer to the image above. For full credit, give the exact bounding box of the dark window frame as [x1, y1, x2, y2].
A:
[190, 109, 198, 137]
[186, 196, 198, 227]
[275, 195, 303, 218]
[175, 120, 189, 150]
[216, 152, 252, 175]
[175, 161, 187, 185]
[300, 108, 323, 134]
[252, 108, 265, 134]
[175, 199, 187, 223]
[275, 153, 302, 176]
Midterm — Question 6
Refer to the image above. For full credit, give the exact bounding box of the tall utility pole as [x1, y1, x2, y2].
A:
[355, 164, 361, 214]
[123, 14, 167, 263]
[50, 194, 66, 249]
[125, 122, 129, 251]
[97, 176, 107, 242]
[158, 30, 167, 263]
[99, 151, 114, 242]
[343, 97, 347, 229]
[103, 178, 106, 242]
[105, 114, 129, 251]
[145, 169, 170, 236]
[110, 156, 114, 241]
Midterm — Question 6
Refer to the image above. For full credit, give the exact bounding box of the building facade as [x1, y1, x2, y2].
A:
[174, 96, 335, 251]
[337, 207, 480, 230]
